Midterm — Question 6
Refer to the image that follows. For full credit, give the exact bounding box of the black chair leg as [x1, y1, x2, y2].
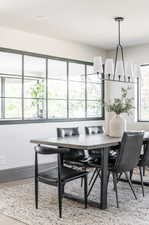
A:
[62, 184, 64, 197]
[118, 172, 123, 181]
[35, 178, 38, 209]
[139, 166, 144, 197]
[84, 175, 88, 208]
[81, 177, 83, 187]
[87, 170, 99, 197]
[107, 170, 110, 183]
[130, 169, 133, 181]
[143, 166, 146, 176]
[81, 168, 87, 187]
[35, 151, 38, 209]
[58, 184, 63, 218]
[89, 168, 97, 185]
[112, 172, 119, 208]
[124, 172, 137, 200]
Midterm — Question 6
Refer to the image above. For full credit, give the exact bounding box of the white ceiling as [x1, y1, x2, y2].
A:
[0, 0, 149, 49]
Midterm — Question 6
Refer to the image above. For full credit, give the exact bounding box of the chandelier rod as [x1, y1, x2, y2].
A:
[118, 18, 121, 45]
[113, 17, 126, 81]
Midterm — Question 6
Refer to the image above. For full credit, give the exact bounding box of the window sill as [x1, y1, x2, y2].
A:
[137, 120, 149, 123]
[0, 117, 104, 125]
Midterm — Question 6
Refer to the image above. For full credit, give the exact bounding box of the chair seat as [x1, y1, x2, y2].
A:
[87, 150, 118, 164]
[109, 150, 118, 159]
[64, 160, 87, 168]
[38, 166, 87, 184]
[85, 152, 118, 170]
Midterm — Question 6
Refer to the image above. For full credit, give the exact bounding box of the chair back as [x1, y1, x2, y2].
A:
[114, 132, 144, 173]
[85, 126, 103, 159]
[57, 127, 79, 138]
[85, 126, 104, 135]
[139, 141, 149, 167]
[57, 127, 84, 161]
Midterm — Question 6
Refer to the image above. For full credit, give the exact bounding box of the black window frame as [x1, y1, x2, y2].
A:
[0, 47, 104, 125]
[138, 64, 149, 122]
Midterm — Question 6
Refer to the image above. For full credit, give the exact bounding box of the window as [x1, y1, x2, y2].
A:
[87, 65, 102, 117]
[139, 65, 149, 121]
[24, 56, 46, 119]
[0, 52, 22, 120]
[0, 48, 104, 124]
[48, 59, 67, 118]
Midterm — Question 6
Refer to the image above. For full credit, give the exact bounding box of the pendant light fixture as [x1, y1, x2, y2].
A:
[92, 17, 142, 83]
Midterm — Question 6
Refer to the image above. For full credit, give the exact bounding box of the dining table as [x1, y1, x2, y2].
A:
[31, 132, 149, 210]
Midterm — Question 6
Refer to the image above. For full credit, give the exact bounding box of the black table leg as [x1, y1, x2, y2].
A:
[100, 147, 109, 209]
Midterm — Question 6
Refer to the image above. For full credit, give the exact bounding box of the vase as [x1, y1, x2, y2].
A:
[109, 114, 126, 137]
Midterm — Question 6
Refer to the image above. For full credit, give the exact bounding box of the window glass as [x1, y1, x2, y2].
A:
[48, 59, 67, 80]
[69, 81, 85, 100]
[87, 100, 102, 117]
[69, 63, 85, 81]
[24, 78, 46, 99]
[69, 100, 85, 118]
[48, 100, 67, 118]
[48, 80, 67, 99]
[24, 56, 46, 78]
[5, 78, 22, 97]
[0, 52, 22, 75]
[5, 99, 22, 119]
[24, 99, 46, 119]
[87, 65, 102, 117]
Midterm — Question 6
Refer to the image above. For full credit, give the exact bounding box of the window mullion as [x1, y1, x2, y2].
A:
[46, 58, 48, 119]
[67, 61, 69, 119]
[22, 55, 24, 120]
[85, 65, 87, 118]
[1, 77, 5, 119]
[137, 77, 140, 121]
[102, 71, 105, 119]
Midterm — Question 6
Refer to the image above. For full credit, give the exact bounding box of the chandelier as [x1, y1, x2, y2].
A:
[93, 17, 142, 83]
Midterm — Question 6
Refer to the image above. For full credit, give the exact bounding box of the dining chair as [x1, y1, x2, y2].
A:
[142, 142, 147, 176]
[88, 131, 144, 207]
[35, 145, 88, 218]
[137, 140, 149, 196]
[57, 127, 90, 188]
[108, 131, 144, 207]
[84, 126, 104, 186]
[84, 126, 118, 190]
[85, 126, 104, 159]
[57, 127, 87, 167]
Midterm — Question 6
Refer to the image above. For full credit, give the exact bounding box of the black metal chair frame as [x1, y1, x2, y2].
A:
[84, 126, 118, 192]
[136, 140, 149, 197]
[35, 145, 88, 218]
[109, 132, 144, 207]
[84, 126, 104, 189]
[86, 132, 144, 207]
[57, 127, 90, 188]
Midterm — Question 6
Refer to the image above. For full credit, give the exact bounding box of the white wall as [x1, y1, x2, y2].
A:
[0, 26, 106, 170]
[0, 120, 104, 170]
[106, 44, 149, 131]
[0, 26, 106, 62]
